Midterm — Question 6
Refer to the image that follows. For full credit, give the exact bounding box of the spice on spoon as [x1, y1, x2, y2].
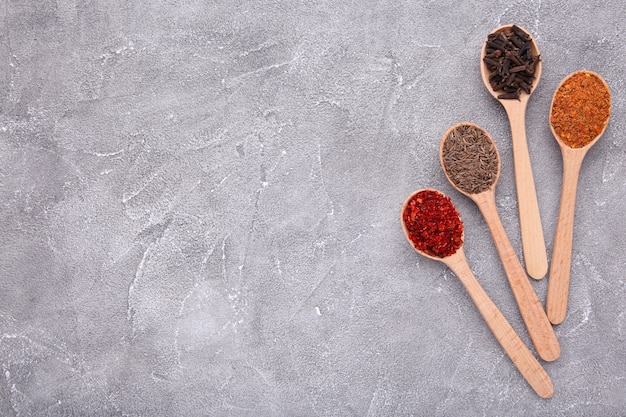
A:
[402, 190, 463, 258]
[483, 25, 540, 100]
[441, 124, 499, 194]
[550, 71, 611, 148]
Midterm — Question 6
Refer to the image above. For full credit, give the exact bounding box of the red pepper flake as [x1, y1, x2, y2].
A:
[402, 190, 464, 258]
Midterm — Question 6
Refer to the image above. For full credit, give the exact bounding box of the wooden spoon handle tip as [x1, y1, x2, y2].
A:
[547, 152, 585, 325]
[446, 251, 554, 398]
[505, 104, 548, 279]
[474, 192, 560, 361]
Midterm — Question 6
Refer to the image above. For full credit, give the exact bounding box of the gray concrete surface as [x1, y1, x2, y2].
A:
[1, 1, 625, 416]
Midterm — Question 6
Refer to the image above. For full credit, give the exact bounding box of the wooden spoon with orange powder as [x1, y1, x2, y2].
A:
[546, 70, 611, 325]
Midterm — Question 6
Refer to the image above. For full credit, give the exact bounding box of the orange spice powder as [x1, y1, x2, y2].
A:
[550, 72, 611, 148]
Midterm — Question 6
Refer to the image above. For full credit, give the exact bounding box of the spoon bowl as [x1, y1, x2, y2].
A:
[439, 122, 501, 197]
[549, 70, 610, 152]
[480, 25, 548, 280]
[401, 188, 554, 397]
[546, 70, 611, 325]
[480, 25, 543, 104]
[439, 123, 560, 361]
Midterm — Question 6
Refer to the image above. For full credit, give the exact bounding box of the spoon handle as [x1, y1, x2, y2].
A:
[444, 250, 554, 398]
[505, 104, 548, 279]
[473, 192, 560, 361]
[546, 149, 586, 325]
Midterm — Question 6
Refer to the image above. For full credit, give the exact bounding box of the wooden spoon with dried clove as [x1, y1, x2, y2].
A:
[480, 24, 548, 280]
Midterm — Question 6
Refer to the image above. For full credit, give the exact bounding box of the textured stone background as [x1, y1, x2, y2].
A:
[1, 1, 625, 416]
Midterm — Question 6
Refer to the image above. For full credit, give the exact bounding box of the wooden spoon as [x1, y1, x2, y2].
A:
[440, 123, 560, 361]
[546, 70, 611, 325]
[480, 24, 548, 280]
[401, 189, 554, 398]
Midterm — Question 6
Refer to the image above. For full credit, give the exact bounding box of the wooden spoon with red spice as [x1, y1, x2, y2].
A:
[480, 24, 548, 280]
[546, 70, 611, 325]
[440, 122, 560, 361]
[401, 189, 553, 398]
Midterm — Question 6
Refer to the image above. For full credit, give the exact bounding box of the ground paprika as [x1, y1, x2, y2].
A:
[550, 71, 611, 148]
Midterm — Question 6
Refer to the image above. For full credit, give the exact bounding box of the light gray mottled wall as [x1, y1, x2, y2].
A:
[1, 1, 625, 416]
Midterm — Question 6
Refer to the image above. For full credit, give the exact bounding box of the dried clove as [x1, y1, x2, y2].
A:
[483, 25, 541, 100]
[509, 65, 527, 73]
[497, 92, 520, 100]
